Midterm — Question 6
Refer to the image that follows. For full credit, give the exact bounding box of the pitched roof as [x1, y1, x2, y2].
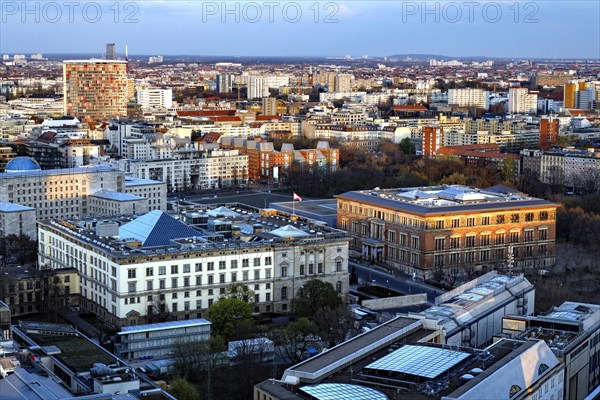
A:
[269, 224, 309, 238]
[119, 210, 199, 247]
[207, 206, 240, 218]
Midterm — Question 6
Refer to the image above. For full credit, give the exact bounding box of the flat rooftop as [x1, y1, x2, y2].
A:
[336, 185, 558, 216]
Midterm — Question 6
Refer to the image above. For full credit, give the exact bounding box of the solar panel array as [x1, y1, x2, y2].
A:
[300, 383, 388, 400]
[365, 345, 471, 379]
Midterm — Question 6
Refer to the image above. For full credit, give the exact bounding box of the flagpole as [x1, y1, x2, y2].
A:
[293, 196, 296, 216]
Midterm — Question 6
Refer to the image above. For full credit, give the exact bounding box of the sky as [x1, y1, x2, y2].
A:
[1, 1, 599, 59]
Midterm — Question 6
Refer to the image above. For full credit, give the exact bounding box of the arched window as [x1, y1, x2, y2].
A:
[281, 286, 288, 301]
[336, 281, 342, 294]
[509, 385, 522, 398]
[538, 363, 549, 375]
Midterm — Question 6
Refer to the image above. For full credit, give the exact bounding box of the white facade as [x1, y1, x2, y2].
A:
[137, 88, 173, 110]
[509, 87, 538, 114]
[448, 88, 490, 109]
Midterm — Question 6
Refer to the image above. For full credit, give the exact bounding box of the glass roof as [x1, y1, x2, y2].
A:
[365, 345, 471, 379]
[300, 383, 387, 400]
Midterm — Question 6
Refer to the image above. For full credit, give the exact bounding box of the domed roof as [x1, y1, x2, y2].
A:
[5, 157, 41, 173]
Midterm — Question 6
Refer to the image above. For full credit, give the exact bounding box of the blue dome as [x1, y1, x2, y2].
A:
[5, 157, 41, 172]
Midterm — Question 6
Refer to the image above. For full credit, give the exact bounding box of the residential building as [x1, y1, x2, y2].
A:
[448, 88, 490, 109]
[422, 126, 444, 158]
[501, 301, 600, 400]
[336, 185, 558, 279]
[115, 318, 211, 360]
[333, 73, 352, 92]
[216, 73, 234, 93]
[262, 97, 277, 115]
[63, 60, 128, 119]
[37, 205, 350, 327]
[136, 88, 173, 110]
[539, 117, 560, 150]
[0, 146, 16, 171]
[509, 87, 538, 114]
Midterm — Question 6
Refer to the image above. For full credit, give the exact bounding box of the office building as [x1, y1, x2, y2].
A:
[262, 97, 277, 115]
[116, 318, 211, 360]
[255, 318, 563, 400]
[501, 301, 600, 400]
[0, 157, 166, 219]
[509, 87, 538, 114]
[448, 88, 490, 109]
[63, 60, 128, 119]
[136, 88, 173, 110]
[0, 201, 36, 238]
[336, 185, 559, 279]
[37, 205, 350, 327]
[105, 43, 116, 60]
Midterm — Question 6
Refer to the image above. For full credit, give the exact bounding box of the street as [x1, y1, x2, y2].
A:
[349, 260, 443, 304]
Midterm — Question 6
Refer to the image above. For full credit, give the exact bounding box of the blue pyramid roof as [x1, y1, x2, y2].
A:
[119, 210, 199, 247]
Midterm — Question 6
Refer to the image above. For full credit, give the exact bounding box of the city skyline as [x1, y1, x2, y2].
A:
[1, 1, 599, 59]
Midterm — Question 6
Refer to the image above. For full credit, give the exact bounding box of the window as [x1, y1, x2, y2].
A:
[400, 233, 407, 246]
[254, 270, 260, 280]
[128, 282, 136, 293]
[509, 385, 522, 398]
[231, 272, 237, 282]
[127, 269, 136, 279]
[159, 266, 166, 275]
[336, 260, 343, 272]
[496, 232, 505, 245]
[511, 214, 520, 223]
[510, 231, 520, 243]
[480, 249, 490, 262]
[171, 265, 178, 274]
[317, 262, 323, 274]
[525, 212, 534, 222]
[208, 275, 214, 284]
[172, 303, 178, 313]
[434, 254, 444, 267]
[219, 274, 225, 284]
[171, 278, 178, 288]
[207, 262, 214, 271]
[336, 281, 342, 293]
[435, 220, 445, 229]
[465, 251, 476, 263]
[524, 230, 534, 241]
[538, 363, 549, 376]
[265, 269, 271, 279]
[183, 264, 190, 273]
[243, 271, 248, 281]
[451, 218, 460, 228]
[196, 276, 202, 285]
[231, 260, 238, 269]
[435, 238, 445, 250]
[281, 265, 288, 277]
[496, 215, 505, 224]
[300, 264, 305, 275]
[525, 245, 534, 256]
[465, 235, 476, 248]
[265, 257, 272, 265]
[411, 236, 419, 249]
[146, 281, 153, 291]
[308, 263, 314, 274]
[159, 279, 166, 289]
[538, 244, 547, 255]
[450, 252, 460, 265]
[480, 234, 490, 246]
[172, 292, 178, 299]
[482, 216, 490, 225]
[496, 248, 505, 260]
[195, 263, 202, 272]
[146, 267, 154, 276]
[539, 211, 548, 221]
[219, 261, 226, 270]
[467, 217, 475, 227]
[539, 229, 548, 240]
[254, 257, 261, 267]
[450, 237, 460, 249]
[184, 277, 190, 287]
[242, 259, 249, 268]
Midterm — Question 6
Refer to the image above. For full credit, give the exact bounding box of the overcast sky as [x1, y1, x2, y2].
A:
[1, 1, 599, 58]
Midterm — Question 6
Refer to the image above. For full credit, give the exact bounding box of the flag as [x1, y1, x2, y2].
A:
[293, 192, 302, 201]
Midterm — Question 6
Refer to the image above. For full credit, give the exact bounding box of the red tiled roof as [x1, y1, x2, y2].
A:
[177, 109, 236, 117]
[209, 116, 241, 123]
[256, 115, 282, 121]
[200, 132, 222, 143]
[393, 105, 428, 112]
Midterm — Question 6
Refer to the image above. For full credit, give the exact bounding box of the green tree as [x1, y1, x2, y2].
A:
[225, 283, 255, 303]
[207, 298, 253, 341]
[500, 157, 518, 182]
[169, 377, 198, 400]
[398, 137, 416, 155]
[291, 280, 342, 319]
